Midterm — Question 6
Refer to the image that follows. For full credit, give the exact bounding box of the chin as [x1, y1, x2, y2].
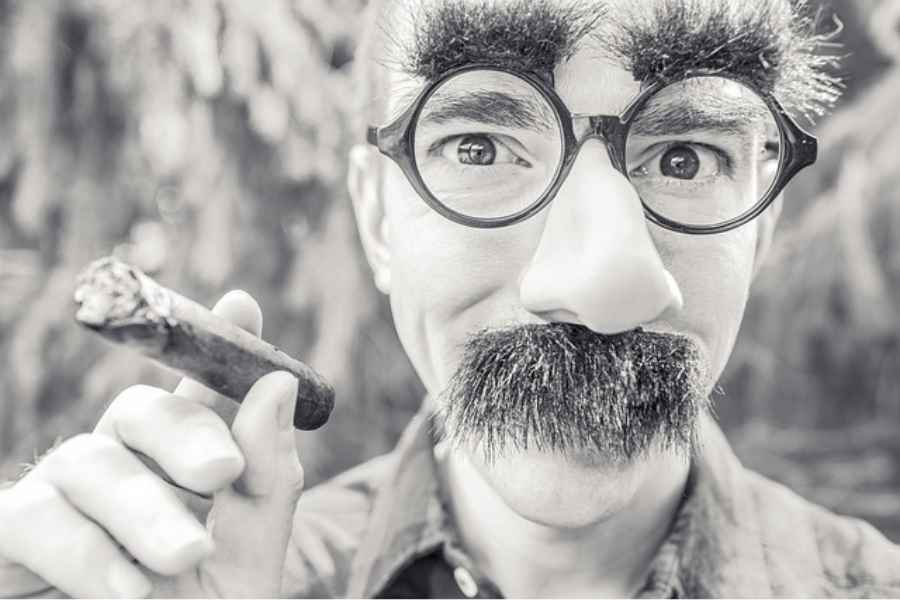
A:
[467, 445, 645, 529]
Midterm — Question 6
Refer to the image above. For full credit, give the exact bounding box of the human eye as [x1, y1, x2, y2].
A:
[628, 142, 727, 183]
[430, 133, 532, 168]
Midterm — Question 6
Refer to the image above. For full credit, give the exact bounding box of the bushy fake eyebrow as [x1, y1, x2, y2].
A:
[604, 0, 805, 96]
[417, 91, 556, 131]
[393, 0, 603, 82]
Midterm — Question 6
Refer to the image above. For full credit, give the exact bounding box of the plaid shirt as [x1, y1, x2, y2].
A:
[282, 409, 900, 598]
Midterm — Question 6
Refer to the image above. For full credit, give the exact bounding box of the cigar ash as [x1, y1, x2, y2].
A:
[74, 257, 174, 352]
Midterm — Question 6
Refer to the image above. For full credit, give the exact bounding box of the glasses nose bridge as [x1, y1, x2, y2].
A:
[570, 113, 627, 174]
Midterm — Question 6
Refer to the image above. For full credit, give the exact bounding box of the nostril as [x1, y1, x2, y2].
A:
[521, 254, 685, 335]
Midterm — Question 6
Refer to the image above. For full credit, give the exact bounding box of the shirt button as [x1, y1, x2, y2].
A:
[453, 566, 479, 598]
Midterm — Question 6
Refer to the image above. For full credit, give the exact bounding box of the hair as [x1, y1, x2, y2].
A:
[351, 0, 842, 140]
[434, 323, 710, 464]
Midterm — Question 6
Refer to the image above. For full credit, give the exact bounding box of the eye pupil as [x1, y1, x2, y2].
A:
[660, 145, 699, 179]
[458, 135, 496, 165]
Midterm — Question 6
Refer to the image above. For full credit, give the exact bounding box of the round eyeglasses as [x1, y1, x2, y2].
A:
[367, 65, 817, 234]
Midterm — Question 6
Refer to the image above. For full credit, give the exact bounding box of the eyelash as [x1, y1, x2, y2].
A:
[629, 141, 734, 180]
[428, 133, 530, 166]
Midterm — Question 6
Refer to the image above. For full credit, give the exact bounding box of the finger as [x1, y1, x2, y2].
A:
[94, 385, 244, 495]
[30, 434, 214, 576]
[202, 371, 303, 596]
[0, 560, 57, 598]
[173, 289, 263, 418]
[0, 479, 153, 598]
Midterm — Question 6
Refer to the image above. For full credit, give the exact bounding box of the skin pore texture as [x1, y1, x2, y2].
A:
[348, 0, 840, 596]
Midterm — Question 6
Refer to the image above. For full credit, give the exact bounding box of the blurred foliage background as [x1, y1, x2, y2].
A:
[0, 0, 898, 540]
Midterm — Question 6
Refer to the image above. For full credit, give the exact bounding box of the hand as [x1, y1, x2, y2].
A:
[0, 291, 305, 598]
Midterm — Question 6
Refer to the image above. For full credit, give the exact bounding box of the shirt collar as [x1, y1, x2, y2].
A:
[348, 408, 774, 598]
[346, 409, 448, 597]
[670, 416, 774, 596]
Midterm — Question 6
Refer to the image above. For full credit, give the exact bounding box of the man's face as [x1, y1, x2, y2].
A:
[350, 0, 779, 481]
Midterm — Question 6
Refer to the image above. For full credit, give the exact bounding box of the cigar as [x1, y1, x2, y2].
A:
[73, 256, 334, 431]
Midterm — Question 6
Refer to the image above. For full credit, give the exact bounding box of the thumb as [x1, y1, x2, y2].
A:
[228, 371, 302, 498]
[202, 371, 303, 595]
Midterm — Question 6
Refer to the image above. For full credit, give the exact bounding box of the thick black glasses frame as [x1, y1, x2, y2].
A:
[366, 64, 818, 234]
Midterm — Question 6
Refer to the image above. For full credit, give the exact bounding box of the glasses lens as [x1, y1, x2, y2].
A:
[625, 76, 781, 228]
[413, 70, 564, 220]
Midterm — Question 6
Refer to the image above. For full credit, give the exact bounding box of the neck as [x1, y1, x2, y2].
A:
[438, 443, 689, 598]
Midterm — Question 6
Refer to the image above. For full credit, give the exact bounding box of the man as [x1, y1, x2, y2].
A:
[0, 0, 898, 597]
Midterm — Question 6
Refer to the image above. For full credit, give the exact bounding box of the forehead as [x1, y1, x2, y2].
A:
[379, 0, 787, 117]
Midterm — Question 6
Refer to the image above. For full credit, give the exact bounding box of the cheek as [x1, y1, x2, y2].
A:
[655, 225, 757, 382]
[382, 165, 538, 391]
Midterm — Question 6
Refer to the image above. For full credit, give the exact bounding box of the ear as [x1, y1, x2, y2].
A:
[348, 144, 392, 294]
[752, 194, 783, 280]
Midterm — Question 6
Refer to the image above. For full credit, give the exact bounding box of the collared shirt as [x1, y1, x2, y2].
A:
[281, 409, 900, 598]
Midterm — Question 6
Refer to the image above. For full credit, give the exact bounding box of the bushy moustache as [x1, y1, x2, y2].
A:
[435, 323, 710, 465]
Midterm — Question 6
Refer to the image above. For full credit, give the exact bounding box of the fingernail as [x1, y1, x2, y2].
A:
[276, 373, 299, 430]
[108, 561, 152, 598]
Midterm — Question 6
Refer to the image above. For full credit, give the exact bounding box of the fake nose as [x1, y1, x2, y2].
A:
[519, 141, 683, 333]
